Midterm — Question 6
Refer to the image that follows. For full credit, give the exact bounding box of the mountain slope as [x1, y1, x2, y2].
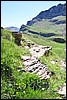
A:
[20, 3, 66, 38]
[27, 3, 66, 26]
[1, 25, 66, 99]
[5, 26, 19, 32]
[20, 15, 66, 38]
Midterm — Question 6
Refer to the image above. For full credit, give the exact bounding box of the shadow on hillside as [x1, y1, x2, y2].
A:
[50, 38, 66, 43]
[28, 30, 57, 37]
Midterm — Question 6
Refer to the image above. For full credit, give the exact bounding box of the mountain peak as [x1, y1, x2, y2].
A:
[27, 3, 66, 26]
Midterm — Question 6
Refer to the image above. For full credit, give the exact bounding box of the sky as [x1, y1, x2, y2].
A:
[1, 1, 66, 28]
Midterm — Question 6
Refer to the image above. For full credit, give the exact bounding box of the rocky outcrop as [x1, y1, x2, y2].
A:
[29, 45, 52, 58]
[17, 42, 66, 97]
[19, 24, 28, 32]
[12, 32, 22, 45]
[27, 3, 66, 26]
[20, 44, 52, 80]
[21, 55, 51, 80]
[58, 83, 66, 99]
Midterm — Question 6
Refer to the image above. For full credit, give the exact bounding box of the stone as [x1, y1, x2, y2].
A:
[60, 60, 66, 69]
[36, 69, 46, 76]
[33, 67, 42, 74]
[27, 42, 31, 47]
[24, 46, 29, 49]
[17, 66, 22, 70]
[29, 45, 52, 58]
[30, 63, 41, 70]
[21, 56, 31, 61]
[26, 67, 33, 72]
[51, 60, 56, 64]
[21, 68, 26, 72]
[12, 32, 22, 45]
[22, 44, 51, 80]
[40, 71, 50, 79]
[45, 75, 50, 79]
[23, 59, 38, 66]
[58, 83, 66, 97]
[44, 48, 50, 56]
[31, 42, 35, 45]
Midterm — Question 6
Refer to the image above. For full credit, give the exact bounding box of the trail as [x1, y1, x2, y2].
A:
[22, 44, 52, 79]
[20, 43, 66, 98]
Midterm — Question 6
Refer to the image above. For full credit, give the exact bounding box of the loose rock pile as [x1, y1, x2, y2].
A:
[21, 56, 51, 79]
[21, 45, 52, 79]
[19, 42, 66, 97]
[29, 45, 52, 58]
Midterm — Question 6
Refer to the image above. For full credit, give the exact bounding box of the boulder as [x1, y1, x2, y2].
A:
[21, 56, 31, 61]
[12, 32, 22, 45]
[58, 83, 66, 97]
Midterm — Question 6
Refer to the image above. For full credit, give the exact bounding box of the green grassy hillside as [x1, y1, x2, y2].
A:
[26, 16, 66, 36]
[1, 28, 66, 99]
[22, 30, 66, 98]
[22, 32, 66, 59]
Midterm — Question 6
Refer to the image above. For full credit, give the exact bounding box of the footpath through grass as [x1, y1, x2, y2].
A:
[1, 29, 66, 99]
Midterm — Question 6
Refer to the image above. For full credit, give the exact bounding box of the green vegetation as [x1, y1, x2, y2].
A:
[22, 32, 66, 97]
[22, 32, 66, 59]
[1, 29, 14, 41]
[27, 16, 66, 35]
[52, 16, 66, 21]
[1, 26, 66, 99]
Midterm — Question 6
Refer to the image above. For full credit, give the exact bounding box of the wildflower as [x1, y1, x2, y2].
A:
[42, 88, 45, 90]
[16, 92, 18, 94]
[23, 91, 25, 93]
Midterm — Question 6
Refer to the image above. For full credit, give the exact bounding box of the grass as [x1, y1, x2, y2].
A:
[1, 27, 66, 99]
[26, 16, 66, 35]
[22, 32, 66, 98]
[1, 29, 14, 41]
[52, 16, 66, 21]
[22, 32, 66, 59]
